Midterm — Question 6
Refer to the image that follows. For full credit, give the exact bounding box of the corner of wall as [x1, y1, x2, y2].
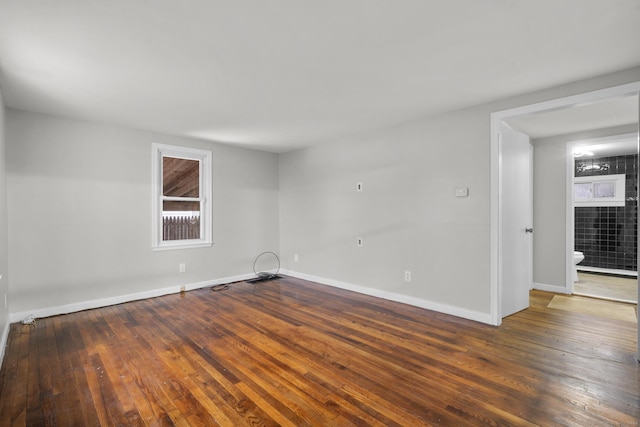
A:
[281, 270, 494, 325]
[0, 316, 9, 369]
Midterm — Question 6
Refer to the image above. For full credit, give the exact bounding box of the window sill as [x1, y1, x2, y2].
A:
[152, 241, 213, 251]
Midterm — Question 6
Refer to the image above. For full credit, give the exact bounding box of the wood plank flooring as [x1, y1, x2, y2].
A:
[0, 276, 638, 426]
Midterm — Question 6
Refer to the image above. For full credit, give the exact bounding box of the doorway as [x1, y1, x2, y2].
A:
[490, 82, 640, 323]
[491, 81, 640, 359]
[570, 133, 638, 304]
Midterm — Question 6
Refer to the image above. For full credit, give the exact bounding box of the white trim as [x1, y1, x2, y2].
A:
[151, 143, 213, 250]
[151, 241, 213, 251]
[9, 273, 254, 324]
[281, 270, 493, 325]
[490, 126, 501, 325]
[0, 315, 9, 371]
[532, 282, 571, 294]
[636, 100, 640, 363]
[490, 81, 640, 327]
[566, 142, 575, 293]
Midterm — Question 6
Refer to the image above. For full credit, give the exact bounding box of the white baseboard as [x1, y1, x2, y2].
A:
[0, 314, 9, 371]
[532, 282, 570, 294]
[9, 273, 255, 324]
[281, 269, 493, 325]
[7, 269, 495, 331]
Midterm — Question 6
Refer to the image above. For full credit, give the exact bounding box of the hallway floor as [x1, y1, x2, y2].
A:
[574, 272, 637, 303]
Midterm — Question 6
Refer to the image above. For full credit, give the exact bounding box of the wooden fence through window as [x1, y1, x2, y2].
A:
[163, 216, 200, 241]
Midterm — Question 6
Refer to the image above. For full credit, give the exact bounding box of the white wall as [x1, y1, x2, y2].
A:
[4, 67, 640, 325]
[280, 67, 640, 321]
[6, 110, 280, 318]
[531, 136, 570, 289]
[0, 85, 9, 362]
[532, 124, 639, 289]
[280, 107, 492, 318]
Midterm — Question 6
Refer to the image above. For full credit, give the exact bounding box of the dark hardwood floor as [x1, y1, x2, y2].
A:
[0, 276, 638, 426]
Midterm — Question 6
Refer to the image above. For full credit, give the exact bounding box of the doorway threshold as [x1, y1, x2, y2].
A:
[577, 266, 637, 277]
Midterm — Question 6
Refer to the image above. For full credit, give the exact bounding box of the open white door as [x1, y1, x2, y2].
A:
[500, 129, 533, 318]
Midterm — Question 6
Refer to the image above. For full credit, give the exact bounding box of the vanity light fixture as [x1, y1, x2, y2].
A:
[576, 163, 609, 173]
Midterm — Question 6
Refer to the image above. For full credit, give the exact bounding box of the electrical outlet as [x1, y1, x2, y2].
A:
[356, 182, 363, 192]
[294, 253, 299, 262]
[404, 271, 412, 282]
[357, 237, 363, 247]
[179, 263, 186, 273]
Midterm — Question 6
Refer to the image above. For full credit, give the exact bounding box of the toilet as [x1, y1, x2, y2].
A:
[573, 251, 585, 282]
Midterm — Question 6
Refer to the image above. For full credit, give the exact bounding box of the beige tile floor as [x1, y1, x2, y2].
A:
[574, 272, 637, 303]
[548, 294, 636, 322]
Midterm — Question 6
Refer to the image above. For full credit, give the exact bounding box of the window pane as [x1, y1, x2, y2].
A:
[593, 181, 616, 198]
[163, 157, 200, 197]
[162, 201, 201, 241]
[574, 182, 592, 201]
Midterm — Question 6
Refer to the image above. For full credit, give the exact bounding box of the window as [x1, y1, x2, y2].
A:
[152, 143, 212, 250]
[573, 174, 626, 207]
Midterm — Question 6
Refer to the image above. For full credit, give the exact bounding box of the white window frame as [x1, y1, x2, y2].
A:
[151, 143, 213, 250]
[573, 174, 626, 207]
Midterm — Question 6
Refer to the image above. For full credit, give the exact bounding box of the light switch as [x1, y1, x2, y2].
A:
[454, 187, 469, 197]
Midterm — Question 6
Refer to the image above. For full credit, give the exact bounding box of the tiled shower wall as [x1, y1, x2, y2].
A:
[575, 154, 637, 272]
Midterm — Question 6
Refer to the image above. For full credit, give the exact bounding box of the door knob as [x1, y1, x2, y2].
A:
[525, 228, 534, 233]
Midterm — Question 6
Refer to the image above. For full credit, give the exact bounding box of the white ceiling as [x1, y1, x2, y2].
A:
[0, 1, 639, 153]
[573, 134, 638, 158]
[504, 93, 639, 157]
[505, 95, 639, 140]
[505, 94, 639, 157]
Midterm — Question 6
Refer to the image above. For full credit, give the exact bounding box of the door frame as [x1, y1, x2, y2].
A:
[490, 81, 640, 327]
